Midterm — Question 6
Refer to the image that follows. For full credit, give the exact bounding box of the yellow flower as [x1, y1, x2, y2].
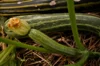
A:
[7, 17, 31, 36]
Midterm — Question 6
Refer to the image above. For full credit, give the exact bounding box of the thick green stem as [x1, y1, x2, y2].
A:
[0, 45, 15, 59]
[64, 50, 89, 66]
[0, 45, 15, 66]
[77, 51, 89, 65]
[66, 0, 85, 50]
[0, 37, 50, 53]
[89, 51, 100, 57]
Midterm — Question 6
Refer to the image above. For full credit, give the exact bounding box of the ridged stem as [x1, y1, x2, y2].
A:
[66, 0, 85, 50]
[0, 37, 50, 53]
[89, 51, 100, 57]
[64, 50, 89, 66]
[0, 45, 15, 66]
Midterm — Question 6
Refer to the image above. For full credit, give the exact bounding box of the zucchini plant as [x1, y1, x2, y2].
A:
[0, 14, 99, 65]
[0, 0, 100, 66]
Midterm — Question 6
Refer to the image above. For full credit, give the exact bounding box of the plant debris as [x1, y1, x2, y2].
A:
[16, 31, 100, 66]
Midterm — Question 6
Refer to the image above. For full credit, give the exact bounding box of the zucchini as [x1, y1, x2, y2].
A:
[29, 29, 81, 56]
[0, 0, 100, 16]
[4, 13, 100, 37]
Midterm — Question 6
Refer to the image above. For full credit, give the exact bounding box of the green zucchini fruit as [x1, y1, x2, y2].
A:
[4, 13, 100, 38]
[0, 0, 100, 16]
[29, 29, 81, 56]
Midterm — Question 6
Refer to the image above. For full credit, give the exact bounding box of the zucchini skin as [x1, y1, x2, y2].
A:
[29, 29, 81, 56]
[4, 13, 100, 37]
[0, 0, 100, 16]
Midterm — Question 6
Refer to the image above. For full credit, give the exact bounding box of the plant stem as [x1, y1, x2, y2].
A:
[66, 0, 85, 50]
[89, 51, 100, 57]
[0, 45, 15, 66]
[77, 51, 89, 65]
[64, 50, 89, 66]
[0, 37, 50, 53]
[0, 45, 12, 58]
